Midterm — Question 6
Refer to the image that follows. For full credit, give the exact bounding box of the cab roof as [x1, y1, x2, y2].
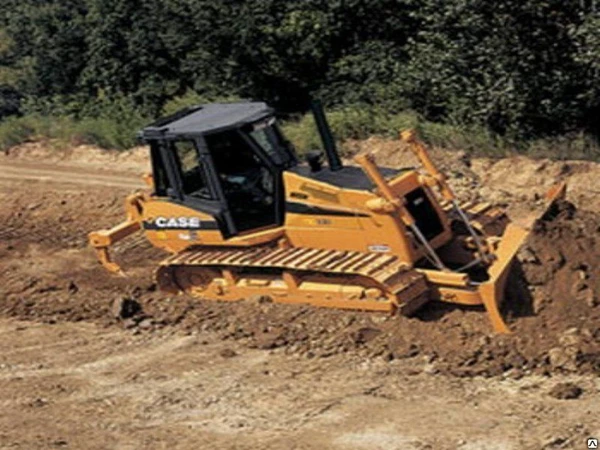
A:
[139, 102, 273, 140]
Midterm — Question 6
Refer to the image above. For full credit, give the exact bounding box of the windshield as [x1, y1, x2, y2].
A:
[248, 118, 297, 167]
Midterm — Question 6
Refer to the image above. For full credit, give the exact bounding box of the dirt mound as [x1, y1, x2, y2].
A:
[473, 156, 600, 214]
[131, 201, 597, 378]
[348, 136, 600, 215]
[0, 184, 162, 323]
[346, 137, 483, 204]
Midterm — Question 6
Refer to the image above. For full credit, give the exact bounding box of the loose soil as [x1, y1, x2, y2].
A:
[1, 140, 599, 449]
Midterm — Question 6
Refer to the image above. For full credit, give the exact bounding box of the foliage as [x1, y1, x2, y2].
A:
[397, 1, 594, 140]
[0, 0, 598, 154]
[527, 132, 600, 161]
[0, 115, 41, 150]
[73, 97, 149, 149]
[162, 92, 243, 117]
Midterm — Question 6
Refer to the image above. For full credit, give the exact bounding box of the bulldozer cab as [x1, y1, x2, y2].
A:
[140, 102, 297, 237]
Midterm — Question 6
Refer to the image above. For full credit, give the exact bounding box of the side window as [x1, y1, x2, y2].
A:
[247, 120, 297, 168]
[172, 140, 212, 199]
[150, 142, 169, 196]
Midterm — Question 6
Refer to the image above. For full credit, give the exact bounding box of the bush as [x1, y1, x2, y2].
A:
[281, 104, 506, 157]
[282, 105, 420, 155]
[527, 133, 600, 161]
[1, 98, 598, 161]
[416, 122, 507, 157]
[0, 115, 39, 150]
[280, 114, 322, 155]
[73, 98, 148, 149]
[74, 116, 143, 150]
[281, 104, 600, 161]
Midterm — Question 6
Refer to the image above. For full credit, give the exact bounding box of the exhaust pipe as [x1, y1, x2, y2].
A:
[310, 99, 343, 171]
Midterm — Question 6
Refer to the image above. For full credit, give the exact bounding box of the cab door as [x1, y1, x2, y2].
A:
[150, 132, 281, 239]
[204, 130, 280, 233]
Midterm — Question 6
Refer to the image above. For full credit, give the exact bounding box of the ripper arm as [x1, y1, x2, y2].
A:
[88, 193, 145, 274]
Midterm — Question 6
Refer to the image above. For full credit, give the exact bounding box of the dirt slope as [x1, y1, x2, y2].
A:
[1, 142, 598, 378]
[348, 137, 600, 215]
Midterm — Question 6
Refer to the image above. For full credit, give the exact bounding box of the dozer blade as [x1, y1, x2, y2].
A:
[478, 223, 529, 333]
[478, 181, 567, 333]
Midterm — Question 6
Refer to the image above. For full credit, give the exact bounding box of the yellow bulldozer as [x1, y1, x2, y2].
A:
[89, 101, 565, 333]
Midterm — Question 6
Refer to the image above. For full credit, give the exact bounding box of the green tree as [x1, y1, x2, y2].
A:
[81, 0, 185, 114]
[0, 0, 598, 143]
[400, 0, 590, 138]
[1, 0, 87, 97]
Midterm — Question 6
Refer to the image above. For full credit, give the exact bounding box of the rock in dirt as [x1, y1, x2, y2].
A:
[350, 327, 381, 345]
[548, 347, 579, 372]
[577, 288, 597, 307]
[138, 318, 154, 330]
[112, 297, 141, 320]
[29, 398, 49, 408]
[558, 328, 582, 348]
[67, 281, 78, 294]
[219, 348, 237, 358]
[548, 382, 583, 400]
[122, 318, 138, 329]
[252, 329, 287, 350]
[248, 295, 273, 304]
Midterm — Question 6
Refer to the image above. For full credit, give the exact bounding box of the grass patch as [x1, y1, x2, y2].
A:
[1, 99, 598, 161]
[416, 121, 507, 158]
[0, 115, 39, 150]
[73, 114, 147, 150]
[527, 132, 600, 161]
[281, 108, 420, 156]
[282, 104, 599, 161]
[0, 115, 84, 150]
[0, 114, 147, 151]
[0, 97, 149, 151]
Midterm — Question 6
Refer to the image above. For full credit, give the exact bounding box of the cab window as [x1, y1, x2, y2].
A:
[171, 140, 212, 199]
[150, 142, 169, 196]
[247, 119, 296, 168]
[205, 130, 277, 232]
[250, 127, 277, 160]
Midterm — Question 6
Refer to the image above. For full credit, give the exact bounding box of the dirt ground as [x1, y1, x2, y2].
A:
[1, 140, 599, 449]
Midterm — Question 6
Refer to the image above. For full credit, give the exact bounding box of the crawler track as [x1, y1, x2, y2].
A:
[157, 246, 430, 316]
